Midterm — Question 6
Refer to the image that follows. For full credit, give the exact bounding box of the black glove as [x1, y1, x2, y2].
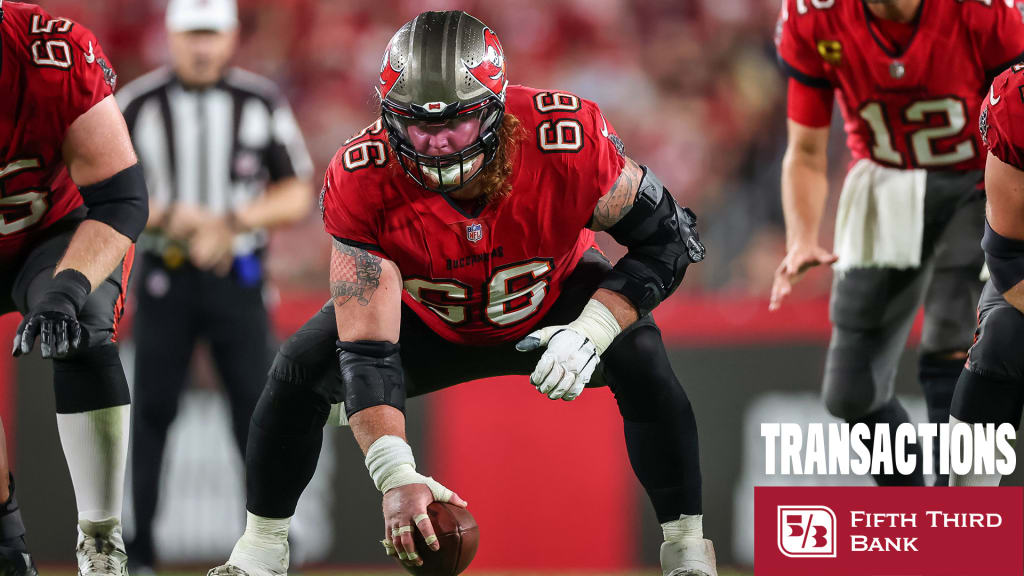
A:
[12, 269, 91, 359]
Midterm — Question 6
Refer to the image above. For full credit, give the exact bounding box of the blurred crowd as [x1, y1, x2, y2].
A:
[42, 0, 851, 299]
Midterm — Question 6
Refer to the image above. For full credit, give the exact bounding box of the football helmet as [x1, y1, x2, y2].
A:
[378, 11, 508, 194]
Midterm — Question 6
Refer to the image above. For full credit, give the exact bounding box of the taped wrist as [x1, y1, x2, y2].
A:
[365, 435, 419, 493]
[599, 166, 705, 318]
[80, 163, 149, 242]
[568, 299, 621, 355]
[982, 220, 1024, 294]
[39, 269, 92, 316]
[337, 340, 405, 419]
[364, 436, 454, 501]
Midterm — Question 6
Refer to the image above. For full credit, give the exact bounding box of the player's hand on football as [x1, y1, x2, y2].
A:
[516, 326, 599, 401]
[769, 243, 838, 311]
[382, 480, 467, 566]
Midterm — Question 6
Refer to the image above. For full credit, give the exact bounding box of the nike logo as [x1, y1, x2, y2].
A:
[600, 115, 609, 138]
[990, 86, 1001, 106]
[85, 41, 95, 64]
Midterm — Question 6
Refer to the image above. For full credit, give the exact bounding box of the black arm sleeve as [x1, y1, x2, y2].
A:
[79, 162, 149, 242]
[338, 340, 406, 419]
[597, 166, 705, 318]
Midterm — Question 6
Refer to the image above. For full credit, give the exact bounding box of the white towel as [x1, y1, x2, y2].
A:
[833, 158, 927, 271]
[328, 402, 349, 426]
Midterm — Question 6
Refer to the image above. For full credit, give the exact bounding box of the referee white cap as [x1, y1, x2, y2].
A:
[166, 0, 238, 32]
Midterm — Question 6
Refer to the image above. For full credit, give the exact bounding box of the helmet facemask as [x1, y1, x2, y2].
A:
[383, 99, 504, 194]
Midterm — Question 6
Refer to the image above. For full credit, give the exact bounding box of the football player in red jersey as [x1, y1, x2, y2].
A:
[0, 1, 148, 574]
[949, 63, 1024, 486]
[771, 0, 1024, 487]
[210, 11, 714, 576]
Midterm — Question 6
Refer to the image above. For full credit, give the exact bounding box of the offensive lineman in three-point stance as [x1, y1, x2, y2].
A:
[210, 10, 715, 576]
[0, 1, 148, 574]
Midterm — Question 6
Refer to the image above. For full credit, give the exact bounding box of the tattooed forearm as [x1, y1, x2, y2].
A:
[589, 157, 642, 231]
[330, 239, 382, 306]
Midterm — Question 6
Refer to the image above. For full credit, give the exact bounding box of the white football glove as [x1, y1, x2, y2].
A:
[515, 299, 622, 400]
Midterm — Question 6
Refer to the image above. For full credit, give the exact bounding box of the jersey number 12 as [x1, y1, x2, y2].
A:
[859, 98, 976, 167]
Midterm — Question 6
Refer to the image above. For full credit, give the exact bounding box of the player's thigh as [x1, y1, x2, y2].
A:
[277, 300, 345, 400]
[953, 282, 1024, 426]
[824, 265, 931, 417]
[921, 193, 986, 354]
[0, 263, 18, 318]
[591, 313, 671, 394]
[398, 306, 529, 397]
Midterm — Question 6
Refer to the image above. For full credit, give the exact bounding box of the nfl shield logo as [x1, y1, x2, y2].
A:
[466, 223, 483, 243]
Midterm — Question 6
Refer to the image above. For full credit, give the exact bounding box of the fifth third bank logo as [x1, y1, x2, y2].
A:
[777, 506, 837, 558]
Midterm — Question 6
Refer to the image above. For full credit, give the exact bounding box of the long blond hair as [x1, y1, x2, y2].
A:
[474, 112, 527, 203]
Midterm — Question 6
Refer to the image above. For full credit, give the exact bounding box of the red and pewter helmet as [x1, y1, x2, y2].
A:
[377, 11, 508, 194]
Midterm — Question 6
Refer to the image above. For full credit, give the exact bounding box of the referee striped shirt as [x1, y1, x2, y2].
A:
[117, 67, 313, 254]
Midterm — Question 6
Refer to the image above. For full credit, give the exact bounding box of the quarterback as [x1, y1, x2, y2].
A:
[771, 0, 1024, 486]
[950, 62, 1024, 486]
[210, 10, 713, 576]
[0, 1, 148, 575]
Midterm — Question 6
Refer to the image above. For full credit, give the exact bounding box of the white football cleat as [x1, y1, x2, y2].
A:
[76, 520, 128, 576]
[661, 538, 718, 576]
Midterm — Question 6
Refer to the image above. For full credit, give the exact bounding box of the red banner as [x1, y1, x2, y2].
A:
[755, 486, 1023, 575]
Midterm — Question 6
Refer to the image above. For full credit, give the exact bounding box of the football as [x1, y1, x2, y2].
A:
[399, 502, 479, 576]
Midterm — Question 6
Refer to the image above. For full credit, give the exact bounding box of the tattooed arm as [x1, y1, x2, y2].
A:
[588, 156, 642, 232]
[584, 156, 644, 328]
[330, 238, 403, 343]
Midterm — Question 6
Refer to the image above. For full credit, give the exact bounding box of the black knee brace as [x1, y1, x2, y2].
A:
[952, 369, 1024, 428]
[52, 343, 130, 414]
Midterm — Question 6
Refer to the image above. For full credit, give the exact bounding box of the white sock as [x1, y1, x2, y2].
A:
[56, 405, 130, 526]
[948, 416, 1002, 486]
[227, 512, 290, 575]
[662, 513, 703, 541]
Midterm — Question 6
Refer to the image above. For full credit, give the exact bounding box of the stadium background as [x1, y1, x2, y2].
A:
[1, 0, 1022, 573]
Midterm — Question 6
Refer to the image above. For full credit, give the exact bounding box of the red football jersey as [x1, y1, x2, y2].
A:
[981, 62, 1024, 170]
[777, 0, 1024, 171]
[0, 2, 116, 262]
[322, 85, 626, 345]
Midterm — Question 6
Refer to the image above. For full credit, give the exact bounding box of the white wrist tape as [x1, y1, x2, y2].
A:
[365, 435, 417, 493]
[364, 435, 454, 502]
[568, 299, 622, 355]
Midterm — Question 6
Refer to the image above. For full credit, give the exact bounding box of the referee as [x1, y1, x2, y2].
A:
[117, 0, 313, 570]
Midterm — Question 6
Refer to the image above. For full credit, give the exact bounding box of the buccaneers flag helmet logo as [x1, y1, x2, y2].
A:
[378, 38, 403, 100]
[464, 27, 507, 98]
